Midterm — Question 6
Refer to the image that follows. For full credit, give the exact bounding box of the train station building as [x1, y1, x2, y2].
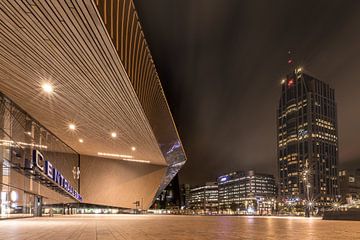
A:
[0, 0, 186, 218]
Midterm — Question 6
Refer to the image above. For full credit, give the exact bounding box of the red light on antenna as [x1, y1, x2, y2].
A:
[288, 59, 293, 64]
[288, 79, 294, 87]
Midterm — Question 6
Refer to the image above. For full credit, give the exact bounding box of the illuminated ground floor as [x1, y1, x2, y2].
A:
[0, 215, 359, 240]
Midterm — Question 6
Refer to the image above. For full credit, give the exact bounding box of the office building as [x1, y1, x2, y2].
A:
[277, 68, 338, 206]
[0, 0, 186, 219]
[217, 171, 276, 214]
[339, 169, 360, 203]
[189, 182, 218, 214]
[180, 183, 191, 209]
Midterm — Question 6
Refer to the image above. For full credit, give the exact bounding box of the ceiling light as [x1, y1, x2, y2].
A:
[79, 138, 84, 143]
[123, 158, 150, 164]
[0, 139, 47, 149]
[111, 132, 117, 138]
[98, 152, 133, 158]
[68, 123, 76, 130]
[41, 83, 53, 93]
[131, 146, 136, 151]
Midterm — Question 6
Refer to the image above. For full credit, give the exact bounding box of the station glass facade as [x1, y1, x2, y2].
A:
[0, 93, 80, 218]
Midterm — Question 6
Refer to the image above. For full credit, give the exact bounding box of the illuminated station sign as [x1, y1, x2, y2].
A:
[32, 149, 82, 201]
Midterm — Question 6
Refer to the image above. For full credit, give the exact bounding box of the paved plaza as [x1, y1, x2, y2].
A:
[0, 215, 359, 240]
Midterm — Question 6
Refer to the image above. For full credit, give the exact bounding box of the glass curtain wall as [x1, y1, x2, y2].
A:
[0, 93, 79, 218]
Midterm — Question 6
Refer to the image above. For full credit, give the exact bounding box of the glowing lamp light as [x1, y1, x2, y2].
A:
[111, 132, 117, 138]
[68, 123, 76, 130]
[123, 158, 151, 164]
[10, 191, 18, 202]
[131, 146, 136, 151]
[247, 207, 255, 214]
[79, 138, 84, 143]
[97, 152, 133, 158]
[97, 153, 149, 163]
[41, 83, 53, 93]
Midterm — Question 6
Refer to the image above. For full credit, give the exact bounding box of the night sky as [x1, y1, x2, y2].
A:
[133, 0, 360, 185]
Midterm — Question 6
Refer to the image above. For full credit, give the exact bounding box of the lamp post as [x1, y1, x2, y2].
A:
[133, 201, 140, 214]
[302, 167, 312, 218]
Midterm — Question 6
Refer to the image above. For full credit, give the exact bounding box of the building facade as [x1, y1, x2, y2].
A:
[217, 171, 276, 214]
[0, 0, 186, 218]
[277, 68, 339, 206]
[339, 169, 360, 203]
[151, 174, 181, 210]
[189, 182, 218, 214]
[180, 183, 191, 209]
[0, 94, 81, 218]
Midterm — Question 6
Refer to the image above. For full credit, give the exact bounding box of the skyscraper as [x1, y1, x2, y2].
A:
[277, 68, 339, 207]
[180, 184, 191, 209]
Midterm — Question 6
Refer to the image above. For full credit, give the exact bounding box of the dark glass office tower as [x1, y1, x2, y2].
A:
[151, 174, 181, 210]
[277, 68, 339, 206]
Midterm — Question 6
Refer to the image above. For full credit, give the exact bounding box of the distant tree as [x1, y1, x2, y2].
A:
[230, 202, 240, 213]
[239, 202, 246, 211]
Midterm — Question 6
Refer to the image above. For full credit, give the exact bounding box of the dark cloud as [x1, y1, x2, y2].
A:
[134, 0, 360, 185]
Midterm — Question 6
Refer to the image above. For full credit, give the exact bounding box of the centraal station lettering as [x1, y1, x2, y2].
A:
[32, 149, 82, 201]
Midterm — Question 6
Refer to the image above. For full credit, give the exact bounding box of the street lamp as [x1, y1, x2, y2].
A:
[302, 165, 312, 218]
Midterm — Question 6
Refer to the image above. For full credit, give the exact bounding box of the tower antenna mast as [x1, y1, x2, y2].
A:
[287, 50, 295, 68]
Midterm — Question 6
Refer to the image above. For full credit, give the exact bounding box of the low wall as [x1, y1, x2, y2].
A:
[323, 209, 360, 221]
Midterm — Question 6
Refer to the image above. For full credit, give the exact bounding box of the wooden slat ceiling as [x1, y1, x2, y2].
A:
[0, 0, 169, 165]
[94, 0, 185, 153]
